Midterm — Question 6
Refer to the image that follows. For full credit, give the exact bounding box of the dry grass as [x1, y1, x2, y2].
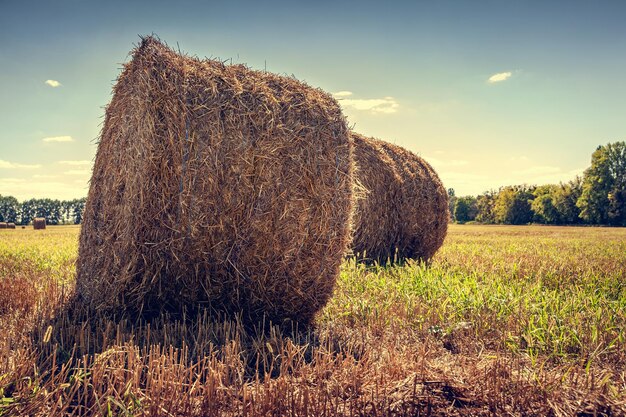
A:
[351, 133, 448, 263]
[1, 225, 625, 416]
[77, 37, 354, 325]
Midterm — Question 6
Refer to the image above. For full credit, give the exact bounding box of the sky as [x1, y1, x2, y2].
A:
[1, 0, 626, 200]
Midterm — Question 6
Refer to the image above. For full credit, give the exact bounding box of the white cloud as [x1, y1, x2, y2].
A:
[333, 91, 353, 98]
[45, 79, 61, 87]
[511, 166, 585, 185]
[43, 135, 73, 143]
[0, 180, 87, 201]
[0, 159, 41, 169]
[1, 178, 27, 183]
[33, 174, 58, 179]
[509, 155, 529, 162]
[512, 166, 561, 176]
[488, 71, 512, 83]
[333, 92, 400, 114]
[59, 160, 91, 166]
[64, 169, 90, 176]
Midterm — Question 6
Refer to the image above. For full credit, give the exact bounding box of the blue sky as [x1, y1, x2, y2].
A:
[2, 0, 626, 200]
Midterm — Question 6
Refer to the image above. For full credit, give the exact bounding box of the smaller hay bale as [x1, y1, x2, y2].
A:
[0, 222, 6, 229]
[7, 223, 16, 229]
[33, 218, 46, 230]
[351, 133, 448, 263]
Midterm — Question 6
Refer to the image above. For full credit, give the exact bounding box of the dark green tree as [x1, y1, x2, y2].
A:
[475, 190, 497, 224]
[531, 185, 560, 224]
[21, 198, 63, 225]
[70, 198, 87, 224]
[553, 178, 582, 224]
[454, 196, 478, 223]
[494, 185, 535, 225]
[19, 199, 35, 225]
[577, 142, 626, 225]
[0, 195, 19, 223]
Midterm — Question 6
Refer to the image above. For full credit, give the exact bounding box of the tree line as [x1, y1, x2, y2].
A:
[449, 141, 626, 226]
[0, 197, 86, 225]
[2, 142, 624, 227]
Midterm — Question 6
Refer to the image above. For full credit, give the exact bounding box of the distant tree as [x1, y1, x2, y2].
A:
[454, 196, 478, 223]
[494, 185, 535, 225]
[447, 188, 457, 222]
[61, 200, 73, 224]
[577, 142, 626, 225]
[0, 195, 19, 223]
[475, 190, 497, 224]
[70, 198, 87, 224]
[19, 199, 36, 225]
[22, 198, 63, 225]
[531, 185, 560, 224]
[553, 178, 582, 224]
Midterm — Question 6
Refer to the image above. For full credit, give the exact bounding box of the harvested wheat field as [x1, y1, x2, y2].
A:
[76, 37, 354, 324]
[351, 133, 448, 263]
[1, 225, 625, 416]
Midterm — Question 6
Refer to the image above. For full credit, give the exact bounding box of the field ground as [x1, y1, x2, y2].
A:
[1, 224, 625, 416]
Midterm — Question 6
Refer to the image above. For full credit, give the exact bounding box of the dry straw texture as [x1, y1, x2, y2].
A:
[33, 218, 46, 230]
[351, 133, 448, 263]
[76, 37, 354, 325]
[0, 222, 6, 229]
[7, 222, 16, 229]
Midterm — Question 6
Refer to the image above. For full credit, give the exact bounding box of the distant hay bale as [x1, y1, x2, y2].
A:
[0, 222, 6, 229]
[7, 223, 16, 229]
[350, 133, 448, 263]
[76, 37, 354, 325]
[33, 218, 46, 230]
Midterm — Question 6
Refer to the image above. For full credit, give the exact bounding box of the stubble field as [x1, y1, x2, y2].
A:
[1, 224, 625, 416]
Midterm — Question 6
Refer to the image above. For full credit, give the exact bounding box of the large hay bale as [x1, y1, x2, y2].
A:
[0, 222, 6, 229]
[33, 218, 46, 230]
[7, 223, 16, 229]
[351, 133, 448, 263]
[76, 37, 354, 325]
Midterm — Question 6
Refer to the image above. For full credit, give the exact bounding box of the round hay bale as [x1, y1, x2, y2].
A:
[350, 133, 448, 263]
[0, 222, 6, 229]
[7, 223, 16, 229]
[76, 37, 354, 325]
[33, 218, 46, 230]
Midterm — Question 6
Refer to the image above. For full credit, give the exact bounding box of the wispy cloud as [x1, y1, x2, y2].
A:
[0, 159, 41, 169]
[1, 178, 27, 183]
[33, 174, 58, 179]
[512, 166, 561, 176]
[43, 135, 73, 143]
[511, 166, 585, 185]
[487, 71, 512, 83]
[45, 79, 61, 88]
[64, 169, 90, 176]
[333, 91, 400, 114]
[59, 160, 91, 166]
[0, 180, 87, 201]
[509, 155, 529, 163]
[333, 91, 353, 98]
